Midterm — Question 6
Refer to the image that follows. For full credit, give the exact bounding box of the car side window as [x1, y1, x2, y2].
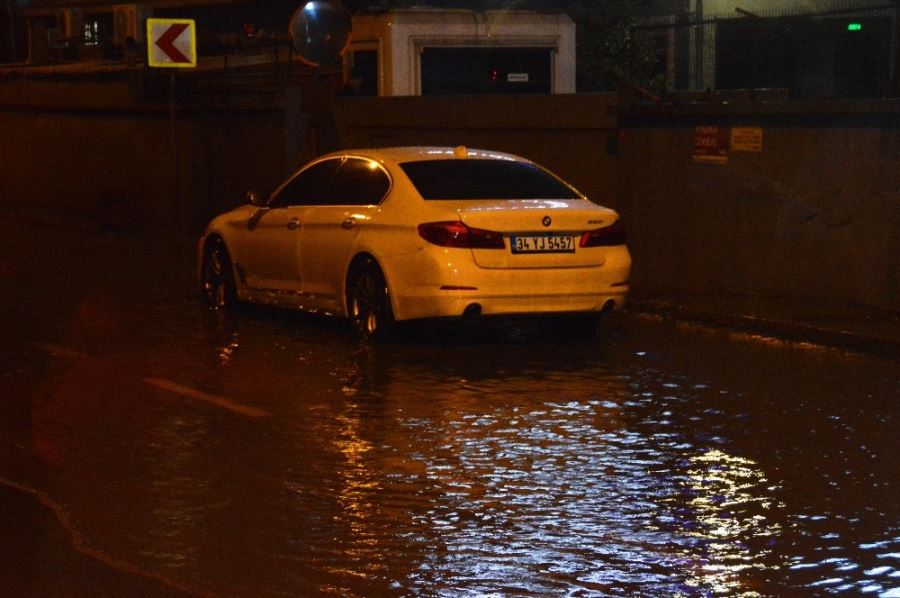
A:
[330, 158, 391, 206]
[271, 159, 341, 208]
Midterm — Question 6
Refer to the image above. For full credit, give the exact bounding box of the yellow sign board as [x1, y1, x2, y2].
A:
[147, 18, 197, 68]
[731, 127, 764, 152]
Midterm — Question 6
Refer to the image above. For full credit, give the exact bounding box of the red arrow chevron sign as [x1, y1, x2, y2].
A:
[147, 19, 197, 68]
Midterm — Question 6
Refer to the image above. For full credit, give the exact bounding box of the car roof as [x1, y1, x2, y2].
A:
[320, 146, 527, 165]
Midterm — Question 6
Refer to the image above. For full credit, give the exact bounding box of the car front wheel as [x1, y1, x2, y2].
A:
[348, 258, 394, 340]
[201, 238, 237, 309]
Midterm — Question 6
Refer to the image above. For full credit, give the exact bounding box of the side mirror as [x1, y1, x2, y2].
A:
[246, 190, 269, 207]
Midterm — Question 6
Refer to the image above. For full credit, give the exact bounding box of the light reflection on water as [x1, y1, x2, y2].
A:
[680, 449, 782, 595]
[338, 366, 765, 596]
[337, 336, 895, 597]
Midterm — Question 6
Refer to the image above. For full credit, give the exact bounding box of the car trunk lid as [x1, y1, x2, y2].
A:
[451, 200, 620, 269]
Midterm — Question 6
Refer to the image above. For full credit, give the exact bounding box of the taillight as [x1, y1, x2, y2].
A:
[418, 221, 505, 249]
[580, 219, 626, 247]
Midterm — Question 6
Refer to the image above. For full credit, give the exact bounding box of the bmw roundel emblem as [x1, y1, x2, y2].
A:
[542, 216, 552, 227]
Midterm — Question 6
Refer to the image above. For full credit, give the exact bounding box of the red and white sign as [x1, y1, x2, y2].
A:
[692, 126, 730, 165]
[147, 18, 197, 68]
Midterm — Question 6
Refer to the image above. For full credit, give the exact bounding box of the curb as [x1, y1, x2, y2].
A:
[626, 300, 900, 358]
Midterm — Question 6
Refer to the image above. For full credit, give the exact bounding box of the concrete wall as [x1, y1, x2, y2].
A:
[0, 109, 290, 231]
[335, 94, 621, 211]
[1, 80, 897, 311]
[614, 105, 899, 311]
[0, 82, 301, 231]
[337, 95, 899, 311]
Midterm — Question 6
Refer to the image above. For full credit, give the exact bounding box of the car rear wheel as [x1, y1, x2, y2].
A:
[348, 258, 394, 340]
[201, 238, 237, 309]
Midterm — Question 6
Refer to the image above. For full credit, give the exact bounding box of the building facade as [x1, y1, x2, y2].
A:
[4, 0, 899, 99]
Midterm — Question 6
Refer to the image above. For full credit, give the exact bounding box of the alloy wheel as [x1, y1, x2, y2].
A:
[349, 261, 393, 340]
[202, 241, 235, 309]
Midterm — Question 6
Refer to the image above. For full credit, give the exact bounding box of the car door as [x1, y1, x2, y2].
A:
[241, 158, 340, 294]
[299, 157, 391, 310]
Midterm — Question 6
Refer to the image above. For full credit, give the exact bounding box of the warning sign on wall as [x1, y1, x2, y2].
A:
[693, 126, 730, 165]
[731, 127, 764, 152]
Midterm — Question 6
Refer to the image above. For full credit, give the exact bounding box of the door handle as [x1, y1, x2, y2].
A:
[341, 218, 356, 230]
[287, 218, 300, 230]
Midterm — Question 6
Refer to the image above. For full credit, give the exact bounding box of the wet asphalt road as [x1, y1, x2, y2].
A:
[0, 218, 898, 597]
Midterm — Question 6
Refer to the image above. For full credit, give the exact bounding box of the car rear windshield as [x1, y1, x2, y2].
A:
[399, 159, 581, 200]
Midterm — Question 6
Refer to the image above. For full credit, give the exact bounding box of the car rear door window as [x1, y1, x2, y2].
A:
[330, 158, 391, 205]
[399, 159, 580, 200]
[272, 159, 341, 207]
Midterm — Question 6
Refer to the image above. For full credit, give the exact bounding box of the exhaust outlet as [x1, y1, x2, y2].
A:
[463, 303, 482, 318]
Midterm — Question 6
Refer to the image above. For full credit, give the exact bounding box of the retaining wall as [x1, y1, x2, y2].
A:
[614, 104, 899, 311]
[1, 79, 897, 310]
[337, 95, 899, 311]
[0, 77, 304, 231]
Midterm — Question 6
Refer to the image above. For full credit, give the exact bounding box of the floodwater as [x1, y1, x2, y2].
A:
[1, 220, 898, 597]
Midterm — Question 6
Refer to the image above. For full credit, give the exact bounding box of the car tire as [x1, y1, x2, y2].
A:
[201, 238, 237, 309]
[348, 258, 394, 340]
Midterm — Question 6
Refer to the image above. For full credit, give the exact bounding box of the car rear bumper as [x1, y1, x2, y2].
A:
[396, 289, 629, 321]
[382, 246, 632, 321]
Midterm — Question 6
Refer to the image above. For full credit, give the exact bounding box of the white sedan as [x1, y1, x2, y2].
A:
[198, 146, 631, 338]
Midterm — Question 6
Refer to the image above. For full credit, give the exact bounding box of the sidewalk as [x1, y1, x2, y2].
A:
[627, 293, 900, 357]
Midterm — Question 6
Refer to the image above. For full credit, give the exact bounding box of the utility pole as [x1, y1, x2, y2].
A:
[890, 0, 900, 97]
[5, 0, 16, 63]
[694, 0, 704, 91]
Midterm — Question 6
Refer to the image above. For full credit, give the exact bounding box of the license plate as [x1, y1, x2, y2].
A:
[510, 234, 575, 254]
